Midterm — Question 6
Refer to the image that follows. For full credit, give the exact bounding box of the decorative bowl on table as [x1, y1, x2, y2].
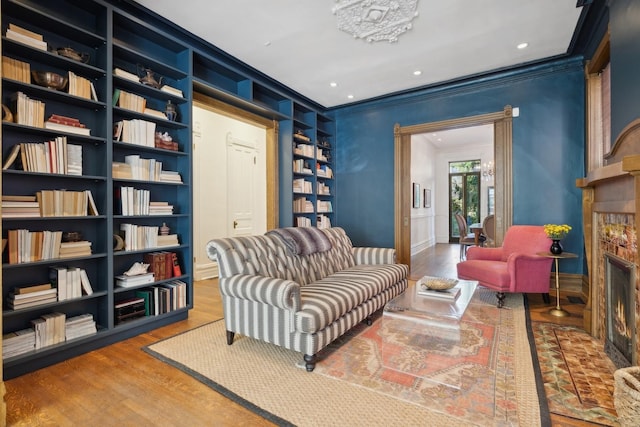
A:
[420, 277, 458, 291]
[31, 71, 68, 91]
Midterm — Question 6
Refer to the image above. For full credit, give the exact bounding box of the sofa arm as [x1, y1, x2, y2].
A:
[353, 247, 396, 265]
[219, 274, 301, 311]
[466, 246, 503, 261]
[507, 253, 553, 292]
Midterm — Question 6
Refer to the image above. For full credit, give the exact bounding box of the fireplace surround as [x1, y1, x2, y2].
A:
[577, 118, 640, 368]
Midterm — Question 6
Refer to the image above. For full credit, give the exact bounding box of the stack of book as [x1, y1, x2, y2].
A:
[159, 170, 182, 183]
[113, 67, 139, 83]
[2, 195, 40, 218]
[50, 266, 93, 301]
[293, 178, 312, 194]
[114, 297, 146, 324]
[293, 143, 314, 157]
[160, 85, 183, 97]
[13, 91, 45, 127]
[44, 114, 90, 136]
[115, 272, 155, 288]
[5, 23, 47, 51]
[6, 283, 57, 310]
[3, 328, 36, 359]
[32, 312, 66, 349]
[124, 154, 162, 181]
[6, 229, 63, 264]
[65, 314, 97, 340]
[317, 182, 331, 195]
[157, 234, 179, 248]
[296, 217, 312, 227]
[293, 159, 312, 174]
[2, 55, 30, 83]
[148, 201, 174, 215]
[317, 164, 333, 178]
[58, 240, 92, 259]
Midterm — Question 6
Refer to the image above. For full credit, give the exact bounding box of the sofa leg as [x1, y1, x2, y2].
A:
[226, 330, 235, 345]
[542, 293, 550, 304]
[364, 316, 373, 326]
[496, 292, 506, 308]
[304, 354, 317, 372]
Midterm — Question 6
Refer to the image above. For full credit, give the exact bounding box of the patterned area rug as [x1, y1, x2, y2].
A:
[145, 287, 547, 426]
[532, 322, 619, 425]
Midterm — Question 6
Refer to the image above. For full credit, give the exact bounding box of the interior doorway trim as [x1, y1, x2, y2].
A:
[193, 92, 279, 230]
[394, 106, 514, 266]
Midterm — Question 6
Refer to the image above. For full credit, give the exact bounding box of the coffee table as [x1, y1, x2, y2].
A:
[381, 276, 478, 388]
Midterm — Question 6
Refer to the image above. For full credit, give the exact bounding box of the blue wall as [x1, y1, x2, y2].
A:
[331, 58, 585, 274]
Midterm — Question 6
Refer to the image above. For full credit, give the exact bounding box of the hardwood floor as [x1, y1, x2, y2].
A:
[5, 244, 600, 426]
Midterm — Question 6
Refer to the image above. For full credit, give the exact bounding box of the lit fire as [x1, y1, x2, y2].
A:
[615, 298, 632, 339]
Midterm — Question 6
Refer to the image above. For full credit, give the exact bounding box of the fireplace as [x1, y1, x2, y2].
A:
[604, 253, 636, 368]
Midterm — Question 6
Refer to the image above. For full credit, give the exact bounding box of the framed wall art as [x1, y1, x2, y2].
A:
[413, 183, 420, 208]
[424, 188, 431, 208]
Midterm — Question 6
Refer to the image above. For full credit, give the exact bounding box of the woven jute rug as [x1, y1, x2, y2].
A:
[145, 288, 548, 426]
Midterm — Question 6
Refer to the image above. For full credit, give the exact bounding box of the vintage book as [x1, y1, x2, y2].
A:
[13, 283, 52, 294]
[171, 252, 182, 277]
[44, 121, 91, 136]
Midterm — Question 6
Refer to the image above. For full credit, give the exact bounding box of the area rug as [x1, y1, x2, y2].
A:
[532, 321, 619, 425]
[145, 288, 548, 426]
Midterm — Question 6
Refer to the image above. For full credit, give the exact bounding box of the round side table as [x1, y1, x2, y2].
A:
[537, 251, 578, 317]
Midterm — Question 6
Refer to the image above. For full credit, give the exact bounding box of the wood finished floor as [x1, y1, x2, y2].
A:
[5, 244, 597, 426]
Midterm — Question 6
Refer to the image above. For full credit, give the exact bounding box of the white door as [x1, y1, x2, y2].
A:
[227, 134, 257, 237]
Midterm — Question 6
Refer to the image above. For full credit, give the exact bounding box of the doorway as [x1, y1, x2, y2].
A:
[192, 93, 279, 279]
[394, 106, 514, 267]
[449, 164, 481, 242]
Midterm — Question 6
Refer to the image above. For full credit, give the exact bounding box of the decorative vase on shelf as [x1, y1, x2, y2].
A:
[550, 239, 563, 255]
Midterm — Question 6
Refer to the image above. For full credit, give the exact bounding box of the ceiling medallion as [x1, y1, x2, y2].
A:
[332, 0, 419, 43]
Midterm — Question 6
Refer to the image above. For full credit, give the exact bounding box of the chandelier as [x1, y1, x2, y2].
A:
[482, 161, 494, 181]
[332, 0, 420, 43]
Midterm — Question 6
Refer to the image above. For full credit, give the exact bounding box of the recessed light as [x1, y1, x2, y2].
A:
[330, 82, 338, 88]
[413, 70, 422, 76]
[347, 94, 354, 99]
[264, 41, 271, 47]
[517, 42, 528, 49]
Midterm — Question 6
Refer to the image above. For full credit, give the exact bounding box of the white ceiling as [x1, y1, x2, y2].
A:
[136, 0, 584, 108]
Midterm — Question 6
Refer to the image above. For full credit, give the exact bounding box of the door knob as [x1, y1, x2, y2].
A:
[233, 220, 238, 229]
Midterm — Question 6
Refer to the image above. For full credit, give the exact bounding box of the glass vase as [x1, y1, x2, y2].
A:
[550, 239, 563, 255]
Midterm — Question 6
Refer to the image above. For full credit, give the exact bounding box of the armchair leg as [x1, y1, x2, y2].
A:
[226, 330, 235, 345]
[496, 292, 506, 308]
[542, 293, 550, 304]
[304, 354, 317, 372]
[364, 316, 373, 326]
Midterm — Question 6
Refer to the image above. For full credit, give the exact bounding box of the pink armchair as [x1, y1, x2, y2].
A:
[456, 225, 553, 308]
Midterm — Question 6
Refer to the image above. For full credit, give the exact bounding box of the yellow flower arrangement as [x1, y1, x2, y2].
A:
[544, 224, 572, 240]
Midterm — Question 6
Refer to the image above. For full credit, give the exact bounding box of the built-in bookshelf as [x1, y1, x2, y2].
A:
[291, 103, 335, 228]
[0, 0, 192, 379]
[1, 0, 333, 378]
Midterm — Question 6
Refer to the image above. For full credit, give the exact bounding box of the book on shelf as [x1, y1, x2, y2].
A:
[3, 328, 36, 359]
[114, 297, 146, 324]
[67, 71, 92, 100]
[160, 85, 183, 97]
[113, 67, 139, 83]
[6, 287, 58, 310]
[144, 252, 173, 281]
[36, 189, 88, 217]
[171, 252, 182, 276]
[86, 190, 99, 216]
[416, 285, 461, 300]
[115, 272, 155, 288]
[44, 121, 91, 136]
[13, 91, 45, 127]
[144, 107, 168, 120]
[5, 26, 47, 51]
[112, 162, 133, 179]
[65, 314, 97, 341]
[7, 229, 63, 264]
[1, 56, 30, 84]
[2, 144, 21, 170]
[58, 240, 92, 259]
[114, 90, 146, 113]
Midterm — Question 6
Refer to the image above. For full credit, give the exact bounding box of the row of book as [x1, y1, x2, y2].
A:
[2, 137, 82, 175]
[116, 186, 173, 216]
[293, 178, 312, 194]
[317, 200, 333, 213]
[293, 159, 312, 174]
[318, 182, 331, 195]
[44, 114, 91, 136]
[113, 89, 145, 113]
[3, 313, 97, 359]
[5, 229, 92, 264]
[293, 142, 314, 157]
[113, 119, 156, 146]
[68, 71, 95, 101]
[2, 55, 31, 84]
[2, 191, 98, 218]
[13, 91, 45, 127]
[119, 223, 179, 251]
[294, 215, 332, 228]
[114, 280, 187, 324]
[317, 164, 333, 178]
[293, 197, 314, 213]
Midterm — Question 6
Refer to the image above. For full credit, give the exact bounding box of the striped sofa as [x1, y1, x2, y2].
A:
[206, 227, 408, 371]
